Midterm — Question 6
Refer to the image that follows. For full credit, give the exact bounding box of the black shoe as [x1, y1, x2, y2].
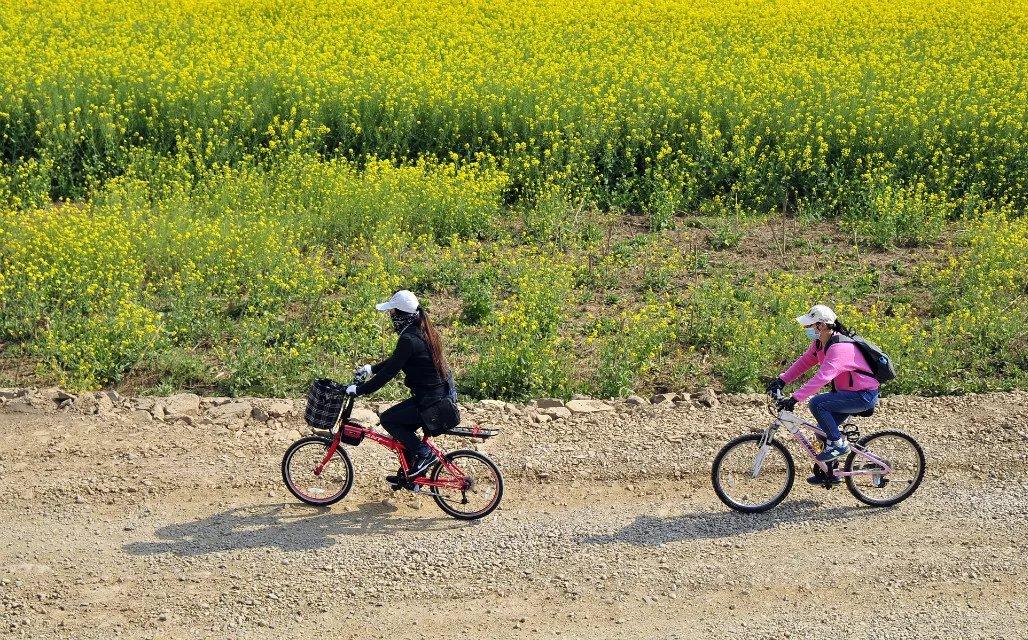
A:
[806, 473, 842, 486]
[406, 452, 437, 478]
[386, 466, 404, 490]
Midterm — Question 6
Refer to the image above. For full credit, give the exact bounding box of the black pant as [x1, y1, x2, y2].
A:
[379, 398, 430, 459]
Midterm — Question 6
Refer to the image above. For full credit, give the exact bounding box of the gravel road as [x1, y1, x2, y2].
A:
[1, 391, 1026, 639]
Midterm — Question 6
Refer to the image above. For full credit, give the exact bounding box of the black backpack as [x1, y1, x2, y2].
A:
[827, 334, 896, 383]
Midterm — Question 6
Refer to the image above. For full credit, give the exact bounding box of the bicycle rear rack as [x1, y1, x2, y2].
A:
[446, 425, 499, 439]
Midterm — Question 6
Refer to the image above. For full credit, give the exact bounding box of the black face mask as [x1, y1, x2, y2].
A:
[391, 310, 419, 334]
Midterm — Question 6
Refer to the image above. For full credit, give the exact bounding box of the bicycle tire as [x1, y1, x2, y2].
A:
[845, 429, 925, 507]
[282, 436, 354, 506]
[428, 450, 504, 520]
[711, 433, 795, 513]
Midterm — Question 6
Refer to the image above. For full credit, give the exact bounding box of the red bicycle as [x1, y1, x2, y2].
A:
[281, 386, 503, 520]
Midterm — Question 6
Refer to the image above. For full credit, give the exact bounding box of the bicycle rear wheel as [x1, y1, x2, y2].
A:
[428, 450, 503, 520]
[845, 429, 925, 507]
[712, 433, 795, 513]
[282, 436, 354, 506]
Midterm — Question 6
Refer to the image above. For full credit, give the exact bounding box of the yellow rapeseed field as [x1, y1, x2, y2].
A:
[0, 0, 1025, 396]
[2, 0, 1027, 208]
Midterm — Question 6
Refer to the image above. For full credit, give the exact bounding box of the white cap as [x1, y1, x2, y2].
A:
[796, 304, 837, 326]
[375, 290, 420, 314]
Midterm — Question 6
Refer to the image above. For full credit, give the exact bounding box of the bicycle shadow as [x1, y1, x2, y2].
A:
[582, 500, 890, 547]
[123, 500, 463, 557]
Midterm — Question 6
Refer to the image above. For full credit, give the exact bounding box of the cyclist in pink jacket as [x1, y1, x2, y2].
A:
[767, 305, 880, 482]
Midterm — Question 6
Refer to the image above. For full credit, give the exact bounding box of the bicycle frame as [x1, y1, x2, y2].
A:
[312, 395, 471, 491]
[757, 409, 894, 479]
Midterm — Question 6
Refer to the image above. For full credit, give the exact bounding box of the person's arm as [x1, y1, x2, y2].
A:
[793, 344, 850, 402]
[780, 342, 818, 384]
[371, 358, 389, 375]
[357, 336, 414, 396]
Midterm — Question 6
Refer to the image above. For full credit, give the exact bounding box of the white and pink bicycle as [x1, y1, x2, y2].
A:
[711, 390, 925, 513]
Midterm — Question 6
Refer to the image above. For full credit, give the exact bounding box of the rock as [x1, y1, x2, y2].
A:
[0, 388, 27, 400]
[150, 404, 167, 421]
[3, 399, 34, 413]
[537, 398, 566, 409]
[75, 392, 115, 415]
[626, 395, 647, 406]
[542, 407, 572, 420]
[208, 401, 252, 421]
[697, 388, 719, 408]
[651, 393, 678, 405]
[534, 413, 552, 423]
[165, 393, 201, 416]
[350, 407, 380, 426]
[267, 401, 293, 418]
[134, 397, 156, 412]
[250, 406, 271, 422]
[566, 399, 614, 414]
[41, 388, 75, 403]
[129, 410, 152, 422]
[479, 399, 505, 409]
[94, 393, 115, 415]
[73, 394, 98, 415]
[674, 392, 693, 405]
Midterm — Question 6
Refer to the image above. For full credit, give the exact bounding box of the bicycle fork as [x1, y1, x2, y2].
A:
[751, 424, 778, 478]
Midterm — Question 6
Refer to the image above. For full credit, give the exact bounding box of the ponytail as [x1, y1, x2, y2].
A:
[833, 319, 854, 337]
[418, 307, 451, 380]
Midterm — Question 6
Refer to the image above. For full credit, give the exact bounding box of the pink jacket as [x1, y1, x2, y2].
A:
[781, 333, 880, 403]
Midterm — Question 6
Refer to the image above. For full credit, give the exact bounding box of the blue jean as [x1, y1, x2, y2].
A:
[808, 390, 879, 441]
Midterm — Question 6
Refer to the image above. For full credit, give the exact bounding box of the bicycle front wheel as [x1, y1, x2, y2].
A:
[428, 450, 503, 520]
[282, 436, 354, 506]
[845, 429, 925, 507]
[712, 433, 795, 513]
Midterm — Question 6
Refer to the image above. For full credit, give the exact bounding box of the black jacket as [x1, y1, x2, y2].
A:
[355, 327, 448, 405]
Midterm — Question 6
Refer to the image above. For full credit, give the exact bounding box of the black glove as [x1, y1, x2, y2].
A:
[776, 396, 797, 411]
[765, 377, 785, 394]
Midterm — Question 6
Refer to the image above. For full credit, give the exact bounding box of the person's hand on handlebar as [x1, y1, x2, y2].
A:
[765, 376, 785, 394]
[776, 395, 797, 411]
[345, 384, 358, 396]
[353, 364, 372, 381]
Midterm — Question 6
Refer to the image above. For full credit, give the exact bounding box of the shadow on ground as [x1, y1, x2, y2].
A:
[123, 500, 465, 556]
[582, 499, 889, 547]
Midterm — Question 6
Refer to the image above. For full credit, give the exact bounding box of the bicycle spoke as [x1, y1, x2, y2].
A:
[845, 430, 925, 507]
[713, 434, 794, 513]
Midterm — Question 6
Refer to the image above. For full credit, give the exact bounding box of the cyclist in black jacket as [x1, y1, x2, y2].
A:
[346, 290, 459, 479]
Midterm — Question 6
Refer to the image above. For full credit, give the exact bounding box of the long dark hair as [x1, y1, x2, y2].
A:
[833, 318, 854, 337]
[418, 307, 450, 380]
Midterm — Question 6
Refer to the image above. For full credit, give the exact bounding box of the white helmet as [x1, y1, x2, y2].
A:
[795, 304, 837, 327]
[375, 290, 420, 314]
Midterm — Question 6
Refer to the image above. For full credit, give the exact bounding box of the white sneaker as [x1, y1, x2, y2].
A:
[815, 438, 850, 463]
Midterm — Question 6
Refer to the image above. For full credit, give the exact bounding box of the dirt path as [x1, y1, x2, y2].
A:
[1, 392, 1026, 639]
